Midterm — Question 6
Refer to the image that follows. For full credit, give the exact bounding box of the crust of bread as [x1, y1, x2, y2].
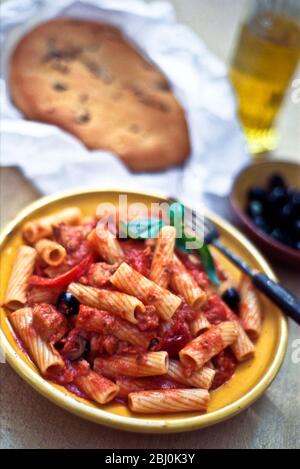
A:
[10, 19, 190, 171]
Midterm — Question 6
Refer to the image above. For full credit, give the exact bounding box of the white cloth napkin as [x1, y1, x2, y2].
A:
[0, 0, 249, 203]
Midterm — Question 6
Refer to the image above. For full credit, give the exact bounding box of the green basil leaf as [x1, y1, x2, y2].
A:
[175, 237, 189, 253]
[169, 201, 220, 286]
[121, 218, 164, 239]
[168, 202, 185, 232]
[176, 238, 219, 286]
[198, 244, 220, 286]
[175, 231, 197, 252]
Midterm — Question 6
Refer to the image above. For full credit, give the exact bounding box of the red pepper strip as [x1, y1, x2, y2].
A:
[29, 253, 94, 288]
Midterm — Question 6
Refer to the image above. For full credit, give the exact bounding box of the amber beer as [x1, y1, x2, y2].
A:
[230, 9, 300, 154]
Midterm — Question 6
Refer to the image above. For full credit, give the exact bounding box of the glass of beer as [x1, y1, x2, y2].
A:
[230, 0, 300, 155]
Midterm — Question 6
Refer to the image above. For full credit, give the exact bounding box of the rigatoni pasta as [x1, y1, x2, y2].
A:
[94, 352, 169, 378]
[239, 275, 262, 339]
[179, 321, 239, 369]
[75, 305, 151, 348]
[128, 389, 210, 413]
[3, 206, 263, 415]
[22, 207, 82, 243]
[166, 360, 215, 389]
[4, 246, 37, 311]
[74, 369, 119, 404]
[202, 294, 255, 363]
[27, 286, 62, 305]
[88, 227, 124, 264]
[230, 321, 255, 362]
[110, 262, 181, 321]
[68, 282, 145, 324]
[115, 376, 182, 399]
[170, 255, 207, 309]
[35, 239, 66, 266]
[190, 311, 211, 336]
[149, 226, 176, 288]
[10, 307, 64, 374]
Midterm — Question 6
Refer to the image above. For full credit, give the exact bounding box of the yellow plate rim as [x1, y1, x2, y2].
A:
[0, 187, 288, 433]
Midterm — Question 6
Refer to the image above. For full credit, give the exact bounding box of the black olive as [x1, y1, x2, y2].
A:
[247, 186, 267, 203]
[148, 337, 160, 351]
[268, 173, 286, 191]
[280, 203, 294, 224]
[293, 219, 300, 237]
[267, 186, 288, 210]
[222, 288, 241, 311]
[291, 192, 300, 217]
[252, 215, 270, 233]
[294, 240, 300, 251]
[270, 228, 292, 246]
[82, 340, 91, 359]
[66, 336, 87, 361]
[247, 200, 264, 218]
[287, 187, 296, 199]
[56, 292, 80, 316]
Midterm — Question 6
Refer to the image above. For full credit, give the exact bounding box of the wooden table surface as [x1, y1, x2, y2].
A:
[1, 0, 299, 449]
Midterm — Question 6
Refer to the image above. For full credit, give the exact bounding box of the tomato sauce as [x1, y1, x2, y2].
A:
[175, 249, 209, 289]
[154, 302, 194, 358]
[65, 383, 89, 400]
[136, 306, 159, 331]
[121, 239, 152, 276]
[12, 218, 243, 407]
[115, 376, 186, 402]
[211, 349, 237, 390]
[46, 359, 77, 385]
[202, 294, 230, 324]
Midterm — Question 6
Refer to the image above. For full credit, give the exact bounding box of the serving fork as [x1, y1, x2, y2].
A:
[169, 198, 300, 325]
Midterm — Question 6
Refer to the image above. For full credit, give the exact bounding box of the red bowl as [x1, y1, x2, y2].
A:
[230, 160, 300, 268]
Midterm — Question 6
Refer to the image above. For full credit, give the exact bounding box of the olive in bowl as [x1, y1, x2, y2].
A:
[230, 160, 300, 267]
[245, 173, 300, 251]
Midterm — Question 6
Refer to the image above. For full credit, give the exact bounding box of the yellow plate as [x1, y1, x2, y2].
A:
[0, 189, 288, 433]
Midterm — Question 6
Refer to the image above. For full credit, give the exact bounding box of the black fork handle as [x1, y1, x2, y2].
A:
[252, 273, 300, 325]
[168, 198, 300, 325]
[212, 239, 300, 325]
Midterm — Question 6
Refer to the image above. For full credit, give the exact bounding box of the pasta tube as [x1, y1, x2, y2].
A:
[27, 286, 62, 305]
[4, 245, 37, 311]
[74, 370, 119, 404]
[190, 311, 211, 336]
[75, 305, 151, 348]
[88, 227, 124, 264]
[170, 255, 207, 309]
[179, 321, 238, 369]
[211, 296, 255, 362]
[149, 226, 176, 288]
[110, 262, 181, 321]
[94, 352, 169, 378]
[231, 321, 255, 361]
[128, 388, 210, 413]
[22, 207, 82, 243]
[35, 239, 66, 266]
[239, 275, 262, 339]
[68, 282, 145, 324]
[166, 360, 215, 389]
[10, 307, 64, 374]
[116, 376, 183, 399]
